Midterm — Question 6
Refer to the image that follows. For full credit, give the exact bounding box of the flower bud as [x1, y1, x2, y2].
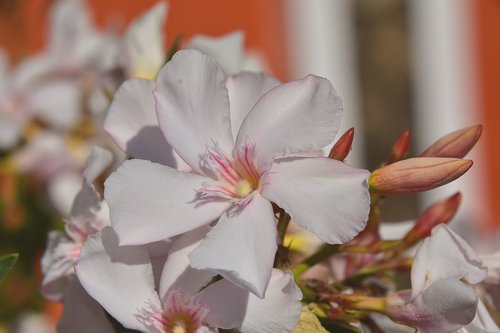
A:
[328, 128, 354, 161]
[369, 157, 472, 195]
[420, 125, 482, 158]
[386, 128, 410, 165]
[402, 192, 461, 247]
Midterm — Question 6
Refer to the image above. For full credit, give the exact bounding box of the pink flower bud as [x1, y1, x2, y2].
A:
[328, 128, 354, 161]
[420, 125, 482, 158]
[369, 157, 473, 195]
[386, 128, 410, 165]
[402, 192, 462, 247]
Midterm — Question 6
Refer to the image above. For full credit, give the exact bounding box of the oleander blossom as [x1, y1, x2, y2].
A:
[41, 146, 112, 301]
[386, 224, 488, 333]
[105, 49, 370, 297]
[76, 227, 302, 333]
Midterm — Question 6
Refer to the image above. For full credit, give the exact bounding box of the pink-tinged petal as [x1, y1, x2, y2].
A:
[83, 146, 113, 183]
[187, 31, 244, 75]
[159, 226, 215, 300]
[154, 50, 234, 174]
[387, 279, 478, 333]
[105, 78, 180, 167]
[57, 278, 114, 333]
[234, 75, 342, 170]
[121, 1, 168, 79]
[75, 227, 161, 332]
[411, 224, 487, 298]
[261, 157, 370, 244]
[189, 195, 277, 298]
[48, 172, 83, 218]
[29, 79, 81, 129]
[104, 159, 228, 245]
[199, 269, 302, 333]
[40, 231, 74, 301]
[226, 71, 280, 140]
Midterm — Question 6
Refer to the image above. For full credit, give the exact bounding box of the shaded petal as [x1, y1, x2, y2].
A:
[187, 31, 244, 75]
[387, 279, 478, 333]
[159, 226, 215, 300]
[190, 195, 277, 297]
[461, 299, 500, 332]
[83, 146, 113, 183]
[75, 227, 160, 332]
[226, 71, 280, 140]
[69, 181, 100, 225]
[234, 75, 342, 170]
[121, 1, 167, 79]
[104, 159, 228, 244]
[105, 78, 179, 167]
[29, 79, 81, 129]
[261, 157, 370, 244]
[411, 224, 487, 298]
[57, 278, 115, 333]
[199, 269, 302, 333]
[154, 49, 234, 174]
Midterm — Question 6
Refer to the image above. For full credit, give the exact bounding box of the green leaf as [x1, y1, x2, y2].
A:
[0, 253, 18, 285]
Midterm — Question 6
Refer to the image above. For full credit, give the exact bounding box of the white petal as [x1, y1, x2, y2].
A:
[190, 195, 277, 298]
[199, 270, 302, 333]
[187, 31, 244, 75]
[40, 231, 74, 301]
[261, 157, 370, 244]
[29, 79, 81, 129]
[159, 226, 215, 300]
[0, 113, 25, 150]
[226, 71, 280, 140]
[105, 78, 179, 167]
[387, 279, 478, 333]
[234, 75, 342, 170]
[69, 181, 100, 223]
[75, 227, 160, 332]
[411, 224, 487, 298]
[47, 172, 83, 218]
[57, 278, 115, 333]
[83, 146, 113, 183]
[12, 54, 55, 89]
[154, 49, 234, 174]
[121, 1, 167, 79]
[104, 159, 228, 244]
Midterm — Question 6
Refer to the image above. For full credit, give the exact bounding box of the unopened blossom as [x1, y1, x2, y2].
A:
[386, 224, 488, 333]
[105, 50, 370, 297]
[369, 157, 473, 195]
[76, 226, 302, 333]
[41, 146, 112, 300]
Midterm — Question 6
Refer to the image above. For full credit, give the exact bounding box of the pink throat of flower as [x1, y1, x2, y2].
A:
[200, 144, 261, 202]
[150, 292, 209, 333]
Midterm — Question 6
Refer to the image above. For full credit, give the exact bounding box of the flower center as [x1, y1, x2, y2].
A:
[199, 144, 260, 202]
[147, 292, 209, 333]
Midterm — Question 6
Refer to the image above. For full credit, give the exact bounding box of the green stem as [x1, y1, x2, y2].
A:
[292, 244, 340, 278]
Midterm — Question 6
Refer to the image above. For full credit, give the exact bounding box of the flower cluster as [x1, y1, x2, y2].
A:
[0, 0, 497, 332]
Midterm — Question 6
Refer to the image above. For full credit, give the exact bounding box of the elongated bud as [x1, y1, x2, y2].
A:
[420, 125, 482, 158]
[369, 158, 472, 195]
[329, 128, 354, 161]
[402, 192, 461, 247]
[386, 128, 410, 165]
